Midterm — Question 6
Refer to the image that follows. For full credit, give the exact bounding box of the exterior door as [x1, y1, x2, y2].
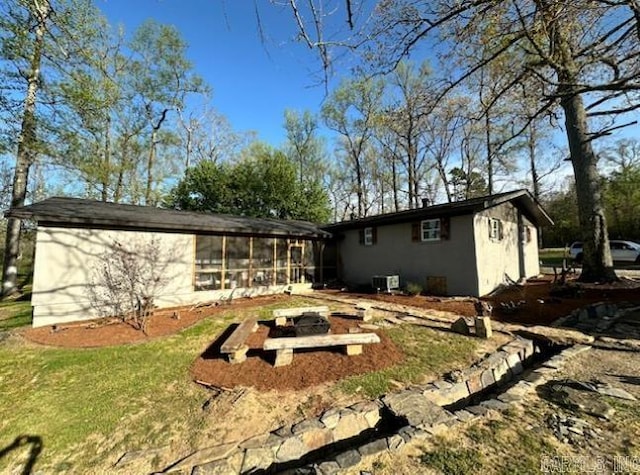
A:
[289, 244, 304, 283]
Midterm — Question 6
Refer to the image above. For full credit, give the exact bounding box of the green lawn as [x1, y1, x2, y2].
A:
[0, 299, 32, 331]
[0, 298, 485, 473]
[539, 248, 571, 267]
[0, 317, 223, 473]
[0, 298, 318, 473]
[338, 325, 480, 398]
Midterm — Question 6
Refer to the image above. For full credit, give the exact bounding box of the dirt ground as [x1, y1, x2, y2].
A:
[22, 294, 289, 348]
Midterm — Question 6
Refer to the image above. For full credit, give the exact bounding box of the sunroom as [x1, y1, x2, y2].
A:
[7, 197, 333, 327]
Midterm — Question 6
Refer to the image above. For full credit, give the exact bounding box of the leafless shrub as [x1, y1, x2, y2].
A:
[89, 236, 172, 334]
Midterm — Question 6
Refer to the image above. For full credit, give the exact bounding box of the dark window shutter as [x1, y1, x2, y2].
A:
[440, 217, 450, 240]
[488, 218, 492, 238]
[372, 226, 377, 244]
[358, 229, 365, 244]
[499, 220, 504, 240]
[411, 222, 421, 242]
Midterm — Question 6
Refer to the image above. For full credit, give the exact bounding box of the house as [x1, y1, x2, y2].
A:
[7, 190, 551, 327]
[323, 189, 552, 297]
[7, 197, 331, 327]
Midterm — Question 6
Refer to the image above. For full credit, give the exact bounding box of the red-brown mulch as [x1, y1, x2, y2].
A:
[190, 315, 404, 391]
[17, 275, 640, 392]
[19, 296, 405, 392]
[340, 275, 640, 326]
[21, 294, 290, 348]
[484, 276, 640, 325]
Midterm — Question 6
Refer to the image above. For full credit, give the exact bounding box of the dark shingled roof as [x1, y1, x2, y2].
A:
[323, 189, 553, 231]
[5, 197, 332, 239]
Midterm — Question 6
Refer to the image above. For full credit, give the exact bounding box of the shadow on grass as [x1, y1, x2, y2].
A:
[610, 374, 640, 386]
[0, 298, 32, 332]
[0, 435, 42, 475]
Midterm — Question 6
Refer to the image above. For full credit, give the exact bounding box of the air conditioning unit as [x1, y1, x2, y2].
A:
[372, 275, 400, 292]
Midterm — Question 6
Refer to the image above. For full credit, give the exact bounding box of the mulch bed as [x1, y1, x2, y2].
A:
[21, 294, 289, 348]
[190, 315, 404, 391]
[16, 275, 640, 392]
[339, 275, 640, 326]
[19, 296, 405, 392]
[484, 276, 640, 325]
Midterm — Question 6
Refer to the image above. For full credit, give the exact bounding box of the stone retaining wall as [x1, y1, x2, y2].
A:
[172, 336, 557, 474]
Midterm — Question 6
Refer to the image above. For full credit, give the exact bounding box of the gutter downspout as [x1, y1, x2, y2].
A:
[517, 211, 526, 281]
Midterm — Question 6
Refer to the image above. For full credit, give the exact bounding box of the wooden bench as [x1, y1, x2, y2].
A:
[220, 318, 259, 364]
[262, 332, 380, 367]
[272, 306, 330, 326]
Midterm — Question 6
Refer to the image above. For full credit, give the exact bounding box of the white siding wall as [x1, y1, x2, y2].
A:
[473, 203, 541, 296]
[337, 215, 479, 296]
[524, 225, 540, 277]
[31, 227, 307, 327]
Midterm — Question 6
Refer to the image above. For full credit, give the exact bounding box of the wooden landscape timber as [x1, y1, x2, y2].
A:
[263, 332, 381, 366]
[220, 318, 259, 364]
[272, 306, 330, 326]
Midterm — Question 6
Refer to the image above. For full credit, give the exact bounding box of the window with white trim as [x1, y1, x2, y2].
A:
[488, 218, 501, 240]
[421, 219, 441, 241]
[363, 227, 374, 246]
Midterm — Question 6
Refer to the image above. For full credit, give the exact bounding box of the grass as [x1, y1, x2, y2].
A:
[0, 296, 501, 472]
[337, 325, 480, 398]
[418, 441, 484, 474]
[0, 296, 320, 473]
[417, 410, 560, 475]
[0, 319, 221, 472]
[0, 299, 32, 331]
[539, 248, 571, 267]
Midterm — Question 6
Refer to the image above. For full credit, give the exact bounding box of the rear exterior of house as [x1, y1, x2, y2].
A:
[9, 198, 330, 327]
[325, 190, 550, 297]
[8, 190, 551, 327]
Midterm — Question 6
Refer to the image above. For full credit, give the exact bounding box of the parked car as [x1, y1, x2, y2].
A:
[569, 240, 640, 263]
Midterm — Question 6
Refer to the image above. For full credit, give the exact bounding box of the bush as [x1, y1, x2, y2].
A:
[89, 237, 172, 333]
[405, 281, 423, 296]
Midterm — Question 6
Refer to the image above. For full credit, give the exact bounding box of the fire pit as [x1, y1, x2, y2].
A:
[294, 312, 331, 337]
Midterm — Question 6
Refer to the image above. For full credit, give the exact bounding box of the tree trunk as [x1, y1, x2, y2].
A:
[391, 155, 399, 212]
[114, 135, 129, 203]
[485, 114, 493, 195]
[354, 154, 364, 217]
[435, 159, 452, 202]
[145, 129, 156, 205]
[528, 125, 540, 200]
[144, 108, 168, 206]
[101, 116, 111, 201]
[542, 0, 618, 283]
[2, 0, 50, 297]
[561, 92, 617, 282]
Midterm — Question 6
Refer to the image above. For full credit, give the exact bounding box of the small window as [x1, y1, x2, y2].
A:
[363, 227, 374, 246]
[488, 218, 502, 241]
[421, 219, 441, 241]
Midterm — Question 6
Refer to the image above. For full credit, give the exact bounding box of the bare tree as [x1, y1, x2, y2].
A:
[89, 237, 172, 334]
[321, 76, 384, 217]
[281, 0, 640, 282]
[383, 61, 434, 208]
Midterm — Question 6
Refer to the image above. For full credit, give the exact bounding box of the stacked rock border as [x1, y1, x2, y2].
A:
[158, 336, 591, 475]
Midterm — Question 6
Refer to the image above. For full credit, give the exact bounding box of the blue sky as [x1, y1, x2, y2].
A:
[97, 0, 340, 147]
